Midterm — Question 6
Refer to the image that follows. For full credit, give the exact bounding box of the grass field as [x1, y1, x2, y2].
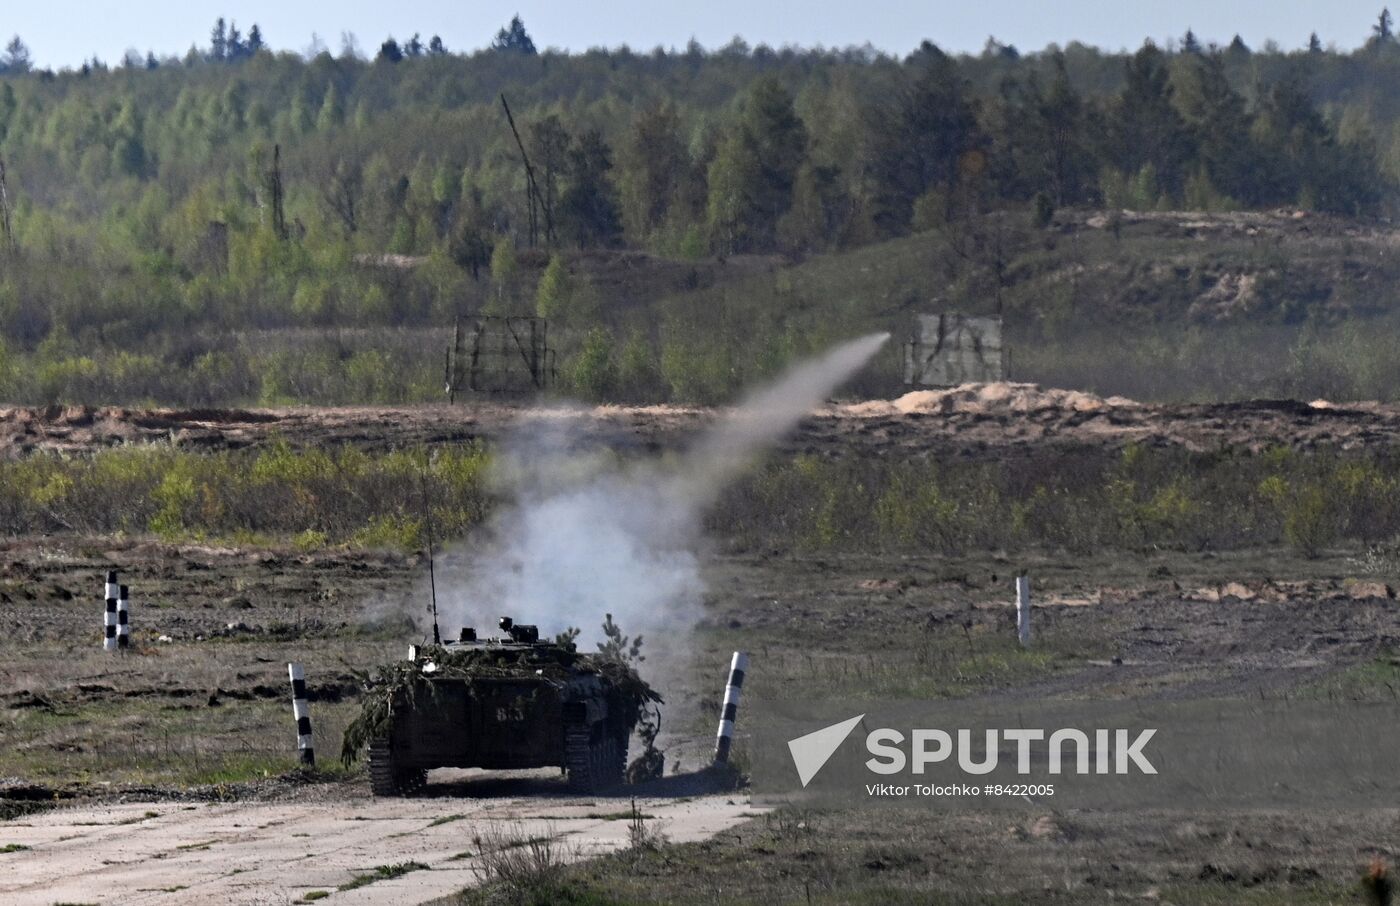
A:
[5, 400, 1400, 903]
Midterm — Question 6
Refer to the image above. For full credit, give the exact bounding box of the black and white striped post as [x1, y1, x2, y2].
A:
[103, 571, 118, 652]
[103, 597, 118, 652]
[713, 651, 748, 765]
[288, 663, 314, 767]
[116, 584, 131, 651]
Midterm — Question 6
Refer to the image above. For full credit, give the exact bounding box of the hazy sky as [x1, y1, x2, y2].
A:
[8, 1, 1393, 69]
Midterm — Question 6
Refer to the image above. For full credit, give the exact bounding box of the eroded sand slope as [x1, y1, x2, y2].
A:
[1, 383, 1396, 460]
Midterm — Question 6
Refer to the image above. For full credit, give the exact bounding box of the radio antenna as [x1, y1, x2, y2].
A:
[421, 453, 441, 645]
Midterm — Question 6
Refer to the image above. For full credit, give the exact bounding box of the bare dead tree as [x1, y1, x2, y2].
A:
[321, 158, 362, 236]
[250, 144, 290, 240]
[0, 157, 16, 254]
[269, 144, 288, 241]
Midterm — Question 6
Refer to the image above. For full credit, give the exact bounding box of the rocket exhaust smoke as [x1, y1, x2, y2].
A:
[436, 332, 889, 647]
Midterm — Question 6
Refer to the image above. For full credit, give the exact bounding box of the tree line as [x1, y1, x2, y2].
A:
[0, 15, 1393, 253]
[0, 14, 1397, 405]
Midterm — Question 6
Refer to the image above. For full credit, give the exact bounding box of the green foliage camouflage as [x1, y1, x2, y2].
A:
[340, 638, 662, 766]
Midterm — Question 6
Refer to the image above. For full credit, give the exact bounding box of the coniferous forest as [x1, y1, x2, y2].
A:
[5, 13, 1400, 404]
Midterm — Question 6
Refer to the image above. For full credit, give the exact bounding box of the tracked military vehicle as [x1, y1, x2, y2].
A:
[343, 617, 660, 796]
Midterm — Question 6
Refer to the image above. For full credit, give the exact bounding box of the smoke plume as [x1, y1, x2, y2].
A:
[435, 332, 889, 648]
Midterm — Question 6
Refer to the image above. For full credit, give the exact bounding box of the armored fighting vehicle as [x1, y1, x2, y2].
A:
[343, 617, 660, 796]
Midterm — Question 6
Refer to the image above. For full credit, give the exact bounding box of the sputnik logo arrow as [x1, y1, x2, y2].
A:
[787, 714, 864, 787]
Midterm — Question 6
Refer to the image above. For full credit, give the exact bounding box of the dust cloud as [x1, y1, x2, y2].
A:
[432, 332, 889, 650]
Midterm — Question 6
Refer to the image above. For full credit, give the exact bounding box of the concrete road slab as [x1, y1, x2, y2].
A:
[0, 793, 757, 905]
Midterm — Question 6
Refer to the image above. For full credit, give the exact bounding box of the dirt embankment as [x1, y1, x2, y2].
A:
[3, 384, 1399, 460]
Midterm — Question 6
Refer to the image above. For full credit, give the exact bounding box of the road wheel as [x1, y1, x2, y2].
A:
[367, 740, 426, 797]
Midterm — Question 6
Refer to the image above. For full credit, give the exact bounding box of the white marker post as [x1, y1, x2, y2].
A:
[713, 651, 748, 765]
[1016, 574, 1032, 647]
[288, 663, 314, 767]
[116, 584, 131, 651]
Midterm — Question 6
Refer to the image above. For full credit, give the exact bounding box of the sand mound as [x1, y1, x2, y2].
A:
[842, 382, 1139, 417]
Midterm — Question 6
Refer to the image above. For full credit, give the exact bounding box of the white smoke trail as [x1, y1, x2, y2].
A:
[435, 332, 889, 648]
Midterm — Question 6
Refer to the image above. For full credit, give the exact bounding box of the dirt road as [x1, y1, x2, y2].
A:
[0, 787, 756, 905]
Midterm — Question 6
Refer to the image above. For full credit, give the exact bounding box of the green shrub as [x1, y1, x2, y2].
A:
[615, 331, 666, 403]
[569, 329, 618, 402]
[535, 254, 572, 320]
[660, 336, 735, 405]
[1282, 483, 1338, 558]
[4, 440, 1400, 559]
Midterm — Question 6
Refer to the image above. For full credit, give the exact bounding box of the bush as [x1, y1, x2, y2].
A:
[615, 331, 666, 403]
[535, 254, 572, 320]
[660, 336, 735, 404]
[569, 328, 618, 402]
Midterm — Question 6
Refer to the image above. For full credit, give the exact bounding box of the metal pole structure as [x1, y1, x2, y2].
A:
[447, 318, 461, 403]
[713, 651, 749, 765]
[288, 663, 315, 767]
[1016, 574, 1032, 647]
[500, 93, 541, 247]
[421, 461, 440, 646]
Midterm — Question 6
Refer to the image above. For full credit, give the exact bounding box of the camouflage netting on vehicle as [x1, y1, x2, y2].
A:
[340, 643, 662, 766]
